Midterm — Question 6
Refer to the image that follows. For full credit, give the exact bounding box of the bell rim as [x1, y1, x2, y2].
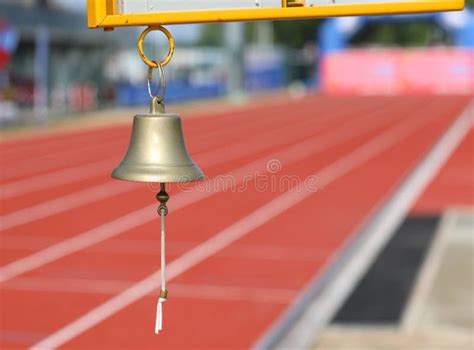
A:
[111, 161, 205, 183]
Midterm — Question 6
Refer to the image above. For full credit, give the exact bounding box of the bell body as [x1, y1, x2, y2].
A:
[112, 112, 204, 183]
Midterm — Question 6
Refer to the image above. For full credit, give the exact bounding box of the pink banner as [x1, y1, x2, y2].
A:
[321, 48, 474, 95]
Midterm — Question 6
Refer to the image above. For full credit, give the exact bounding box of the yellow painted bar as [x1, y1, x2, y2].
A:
[87, 0, 105, 28]
[106, 0, 116, 17]
[87, 0, 116, 28]
[89, 0, 464, 28]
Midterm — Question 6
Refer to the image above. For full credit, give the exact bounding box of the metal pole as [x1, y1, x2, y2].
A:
[224, 22, 245, 101]
[34, 26, 49, 120]
[256, 21, 274, 46]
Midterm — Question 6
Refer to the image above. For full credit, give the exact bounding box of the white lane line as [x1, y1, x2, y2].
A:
[0, 102, 394, 283]
[0, 160, 114, 200]
[29, 103, 439, 350]
[1, 109, 267, 182]
[0, 181, 140, 231]
[1, 234, 326, 262]
[0, 99, 299, 182]
[3, 277, 132, 295]
[265, 102, 473, 350]
[0, 98, 364, 201]
[0, 104, 344, 225]
[171, 284, 297, 304]
[195, 102, 356, 168]
[0, 206, 155, 283]
[1, 141, 122, 182]
[3, 276, 297, 304]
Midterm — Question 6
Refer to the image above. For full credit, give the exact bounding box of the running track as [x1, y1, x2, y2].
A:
[0, 95, 472, 349]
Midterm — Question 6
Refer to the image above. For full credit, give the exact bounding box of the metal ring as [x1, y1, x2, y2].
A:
[147, 62, 167, 99]
[138, 26, 175, 68]
[158, 205, 168, 217]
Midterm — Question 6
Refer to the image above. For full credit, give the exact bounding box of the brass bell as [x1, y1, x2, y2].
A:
[112, 97, 204, 183]
[111, 55, 203, 334]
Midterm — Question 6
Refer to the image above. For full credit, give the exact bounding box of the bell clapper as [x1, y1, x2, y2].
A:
[155, 183, 169, 334]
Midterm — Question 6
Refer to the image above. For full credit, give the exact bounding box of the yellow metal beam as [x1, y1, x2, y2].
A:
[89, 0, 464, 29]
[87, 0, 116, 28]
[87, 0, 105, 28]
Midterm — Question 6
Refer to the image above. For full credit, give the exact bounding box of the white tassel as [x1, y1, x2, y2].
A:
[156, 184, 168, 335]
[155, 296, 166, 334]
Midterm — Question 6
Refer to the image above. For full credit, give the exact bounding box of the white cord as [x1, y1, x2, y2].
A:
[155, 210, 167, 334]
[161, 210, 166, 292]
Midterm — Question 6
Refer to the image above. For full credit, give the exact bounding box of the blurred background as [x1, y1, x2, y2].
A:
[0, 0, 473, 125]
[0, 1, 473, 349]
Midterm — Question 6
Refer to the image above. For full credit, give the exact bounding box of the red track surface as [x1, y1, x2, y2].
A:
[0, 95, 472, 349]
[413, 128, 474, 214]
